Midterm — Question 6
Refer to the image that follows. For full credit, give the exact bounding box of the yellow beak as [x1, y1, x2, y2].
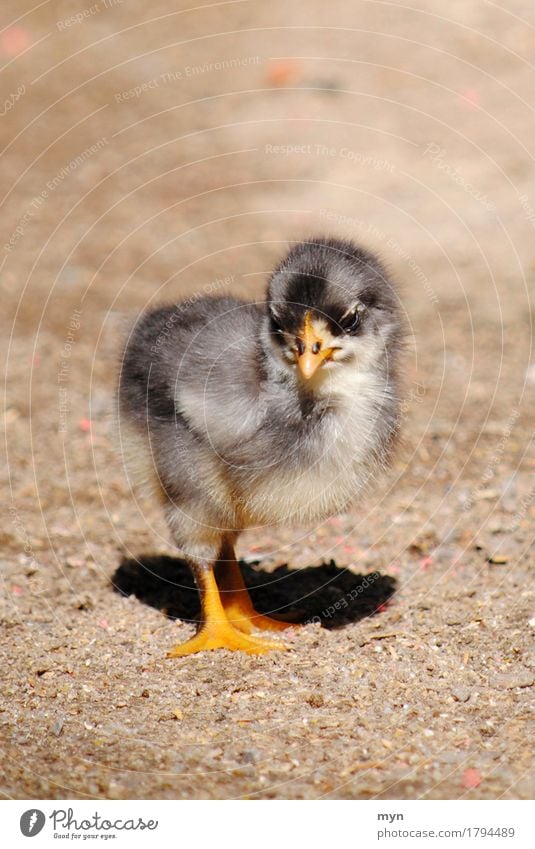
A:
[296, 312, 333, 379]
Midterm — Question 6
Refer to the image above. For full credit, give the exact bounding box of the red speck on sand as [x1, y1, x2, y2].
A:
[460, 88, 479, 108]
[266, 59, 300, 87]
[78, 418, 91, 432]
[0, 27, 32, 56]
[462, 767, 482, 789]
[98, 618, 109, 629]
[12, 585, 23, 595]
[420, 556, 434, 570]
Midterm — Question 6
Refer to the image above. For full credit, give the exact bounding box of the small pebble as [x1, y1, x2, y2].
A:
[51, 718, 64, 737]
[75, 594, 94, 611]
[107, 781, 124, 799]
[452, 687, 471, 703]
[487, 554, 509, 565]
[490, 671, 534, 690]
[307, 693, 324, 708]
[66, 557, 84, 568]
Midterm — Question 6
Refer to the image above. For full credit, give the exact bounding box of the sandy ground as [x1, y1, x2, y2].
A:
[1, 0, 534, 800]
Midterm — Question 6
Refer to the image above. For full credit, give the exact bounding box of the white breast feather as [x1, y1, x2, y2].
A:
[239, 364, 390, 526]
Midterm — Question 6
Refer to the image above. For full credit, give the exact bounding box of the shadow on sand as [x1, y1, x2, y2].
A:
[112, 555, 396, 629]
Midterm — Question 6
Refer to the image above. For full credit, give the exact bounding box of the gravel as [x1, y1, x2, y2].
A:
[1, 0, 534, 801]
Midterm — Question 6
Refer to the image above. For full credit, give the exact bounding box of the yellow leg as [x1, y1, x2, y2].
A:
[167, 563, 286, 657]
[215, 558, 295, 634]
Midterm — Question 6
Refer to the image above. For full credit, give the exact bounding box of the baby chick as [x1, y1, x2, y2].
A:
[118, 237, 403, 656]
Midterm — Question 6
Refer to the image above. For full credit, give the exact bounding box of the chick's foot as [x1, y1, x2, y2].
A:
[167, 618, 286, 656]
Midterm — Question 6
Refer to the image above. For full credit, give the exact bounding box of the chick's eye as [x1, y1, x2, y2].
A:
[341, 309, 361, 335]
[269, 313, 284, 334]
